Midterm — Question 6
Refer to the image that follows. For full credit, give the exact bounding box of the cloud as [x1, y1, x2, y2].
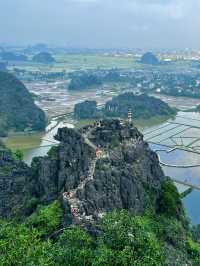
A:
[0, 0, 199, 49]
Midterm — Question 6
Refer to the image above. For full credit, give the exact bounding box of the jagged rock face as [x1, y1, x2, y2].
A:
[76, 120, 164, 218]
[0, 147, 31, 218]
[31, 119, 165, 224]
[0, 120, 166, 223]
[31, 128, 95, 203]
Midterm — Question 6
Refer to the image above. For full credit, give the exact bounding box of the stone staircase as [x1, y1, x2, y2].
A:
[63, 156, 98, 224]
[62, 127, 108, 224]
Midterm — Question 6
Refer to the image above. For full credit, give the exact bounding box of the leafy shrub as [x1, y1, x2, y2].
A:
[13, 149, 24, 161]
[186, 238, 200, 265]
[1, 208, 200, 265]
[99, 210, 164, 265]
[27, 200, 63, 237]
[0, 220, 55, 266]
[158, 180, 182, 218]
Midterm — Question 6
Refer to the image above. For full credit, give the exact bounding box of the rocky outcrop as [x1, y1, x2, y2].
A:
[29, 119, 166, 225]
[30, 128, 95, 203]
[0, 119, 166, 224]
[0, 144, 31, 218]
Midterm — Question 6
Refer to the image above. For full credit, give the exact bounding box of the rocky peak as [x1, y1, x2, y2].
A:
[85, 119, 143, 148]
[0, 119, 166, 225]
[30, 119, 165, 226]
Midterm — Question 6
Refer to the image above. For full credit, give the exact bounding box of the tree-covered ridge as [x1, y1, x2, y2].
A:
[0, 51, 28, 61]
[68, 73, 102, 90]
[74, 100, 98, 119]
[68, 70, 129, 91]
[104, 93, 176, 119]
[0, 71, 46, 136]
[141, 52, 159, 65]
[0, 198, 200, 265]
[32, 52, 56, 63]
[74, 93, 176, 120]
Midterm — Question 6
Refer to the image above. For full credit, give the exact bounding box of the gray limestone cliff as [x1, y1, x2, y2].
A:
[0, 119, 166, 224]
[29, 119, 166, 225]
[0, 143, 31, 218]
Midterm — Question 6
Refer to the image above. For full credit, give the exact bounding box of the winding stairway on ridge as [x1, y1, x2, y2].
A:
[62, 128, 106, 224]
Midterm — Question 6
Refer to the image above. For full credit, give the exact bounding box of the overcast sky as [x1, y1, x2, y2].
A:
[0, 0, 199, 49]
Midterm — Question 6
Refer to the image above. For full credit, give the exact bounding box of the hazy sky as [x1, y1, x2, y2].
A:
[0, 0, 199, 49]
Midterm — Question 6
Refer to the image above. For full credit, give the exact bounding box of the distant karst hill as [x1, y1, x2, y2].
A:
[32, 52, 55, 64]
[1, 52, 28, 61]
[141, 52, 159, 65]
[68, 73, 102, 90]
[0, 61, 7, 71]
[74, 93, 176, 120]
[0, 71, 46, 136]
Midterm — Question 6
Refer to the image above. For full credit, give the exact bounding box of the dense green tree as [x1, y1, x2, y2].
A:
[104, 93, 176, 119]
[74, 93, 176, 121]
[159, 180, 183, 218]
[13, 149, 24, 161]
[27, 201, 63, 237]
[0, 220, 55, 266]
[141, 52, 159, 65]
[32, 52, 55, 64]
[74, 100, 98, 119]
[69, 73, 102, 90]
[0, 201, 200, 265]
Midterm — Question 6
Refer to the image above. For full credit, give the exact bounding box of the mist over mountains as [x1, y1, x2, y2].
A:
[0, 0, 199, 49]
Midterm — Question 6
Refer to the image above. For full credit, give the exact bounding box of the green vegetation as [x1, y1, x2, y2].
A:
[141, 52, 159, 65]
[3, 132, 43, 151]
[75, 118, 96, 128]
[27, 201, 63, 237]
[0, 71, 46, 137]
[191, 224, 200, 243]
[55, 53, 137, 69]
[13, 149, 24, 161]
[181, 188, 193, 199]
[134, 114, 173, 129]
[158, 180, 183, 219]
[32, 52, 55, 64]
[68, 73, 102, 90]
[104, 93, 176, 119]
[0, 175, 198, 265]
[74, 93, 176, 121]
[74, 115, 173, 132]
[68, 70, 132, 91]
[0, 51, 28, 61]
[74, 101, 98, 119]
[0, 204, 200, 265]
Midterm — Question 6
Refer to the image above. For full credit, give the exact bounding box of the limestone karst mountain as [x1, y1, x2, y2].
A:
[0, 119, 197, 264]
[0, 119, 165, 220]
[141, 52, 159, 65]
[0, 71, 46, 136]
